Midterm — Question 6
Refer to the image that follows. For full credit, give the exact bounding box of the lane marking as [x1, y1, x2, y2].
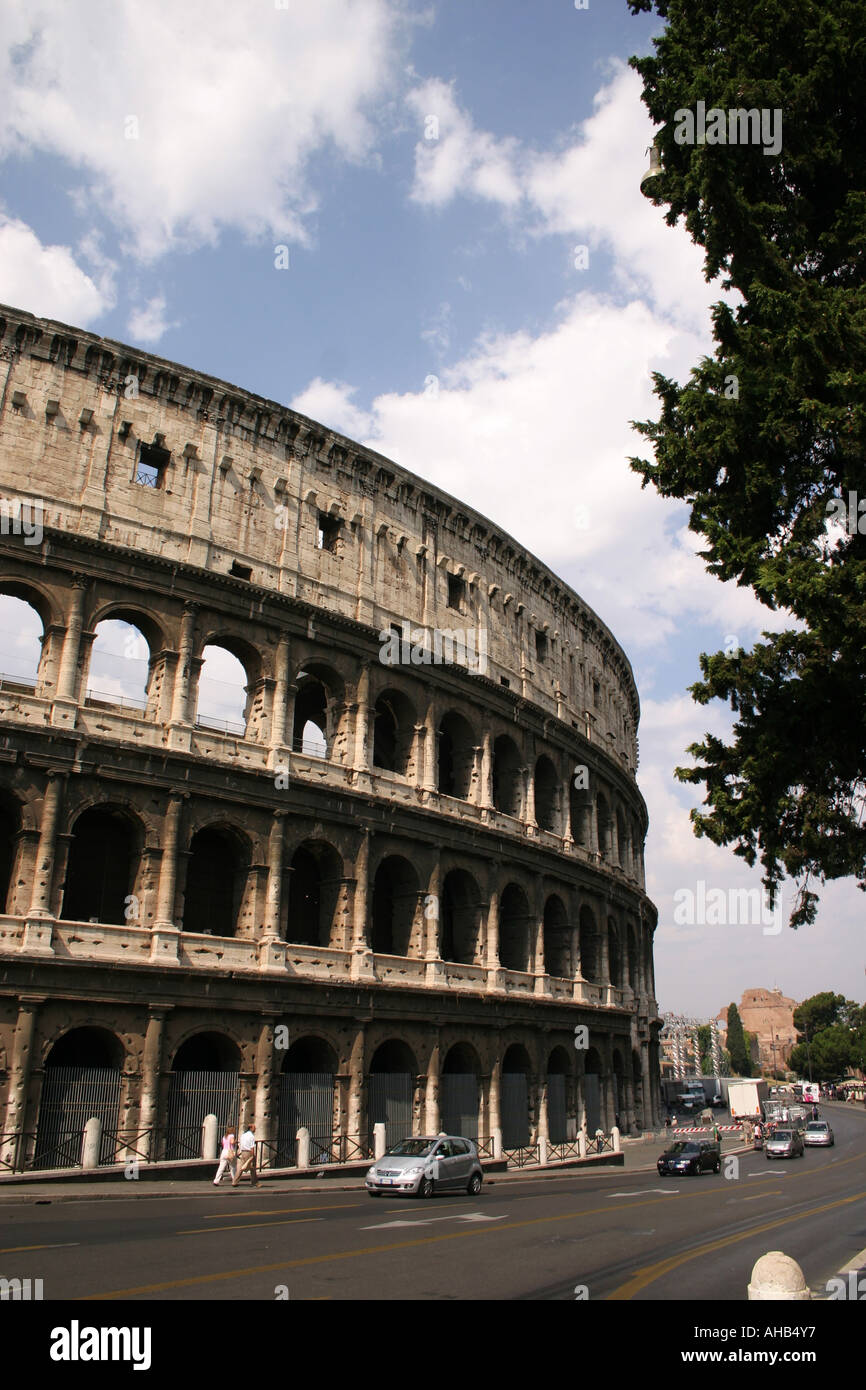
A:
[361, 1212, 507, 1230]
[740, 1191, 782, 1200]
[608, 1190, 679, 1197]
[607, 1187, 866, 1300]
[178, 1218, 322, 1236]
[202, 1204, 361, 1220]
[0, 1241, 80, 1254]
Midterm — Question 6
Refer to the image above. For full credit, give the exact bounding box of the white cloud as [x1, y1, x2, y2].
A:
[127, 294, 178, 345]
[407, 78, 524, 209]
[0, 0, 406, 261]
[0, 215, 113, 322]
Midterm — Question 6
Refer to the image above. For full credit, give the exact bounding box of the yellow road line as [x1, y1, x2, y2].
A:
[740, 1191, 782, 1200]
[0, 1241, 79, 1254]
[202, 1204, 361, 1220]
[178, 1217, 322, 1235]
[607, 1188, 866, 1300]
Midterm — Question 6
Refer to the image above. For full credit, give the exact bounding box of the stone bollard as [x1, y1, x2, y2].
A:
[201, 1113, 219, 1161]
[538, 1135, 548, 1166]
[748, 1252, 812, 1301]
[492, 1127, 503, 1160]
[373, 1122, 386, 1159]
[296, 1126, 310, 1169]
[577, 1131, 586, 1158]
[612, 1125, 621, 1153]
[81, 1116, 102, 1170]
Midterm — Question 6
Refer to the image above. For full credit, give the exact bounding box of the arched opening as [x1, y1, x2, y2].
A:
[195, 643, 250, 736]
[501, 1044, 532, 1149]
[292, 675, 328, 757]
[547, 1046, 571, 1143]
[183, 826, 245, 937]
[285, 840, 342, 947]
[596, 793, 611, 861]
[368, 1040, 417, 1150]
[0, 591, 45, 689]
[440, 1043, 481, 1140]
[608, 918, 622, 989]
[543, 895, 570, 979]
[278, 1036, 338, 1167]
[87, 617, 153, 712]
[440, 868, 481, 964]
[61, 807, 137, 925]
[569, 776, 589, 846]
[371, 856, 419, 956]
[492, 735, 522, 817]
[584, 1046, 602, 1135]
[612, 1048, 625, 1129]
[437, 711, 475, 800]
[616, 809, 629, 870]
[633, 1050, 644, 1130]
[0, 791, 21, 913]
[34, 1026, 123, 1170]
[579, 904, 599, 982]
[627, 923, 638, 990]
[499, 883, 532, 973]
[166, 1032, 241, 1161]
[372, 689, 415, 776]
[534, 756, 560, 832]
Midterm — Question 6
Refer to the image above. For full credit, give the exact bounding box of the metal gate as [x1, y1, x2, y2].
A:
[501, 1072, 530, 1148]
[584, 1072, 601, 1134]
[367, 1072, 414, 1150]
[165, 1070, 240, 1160]
[33, 1066, 122, 1170]
[547, 1073, 567, 1143]
[440, 1073, 479, 1140]
[277, 1072, 335, 1166]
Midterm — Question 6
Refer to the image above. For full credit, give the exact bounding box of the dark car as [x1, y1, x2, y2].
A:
[657, 1139, 721, 1176]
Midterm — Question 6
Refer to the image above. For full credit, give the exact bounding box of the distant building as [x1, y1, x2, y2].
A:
[715, 988, 799, 1074]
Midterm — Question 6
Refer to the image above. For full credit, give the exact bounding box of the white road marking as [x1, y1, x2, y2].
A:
[607, 1189, 679, 1197]
[361, 1211, 507, 1230]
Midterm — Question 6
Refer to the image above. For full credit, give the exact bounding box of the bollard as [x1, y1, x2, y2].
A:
[748, 1252, 812, 1301]
[612, 1125, 621, 1153]
[577, 1131, 586, 1159]
[492, 1126, 503, 1160]
[538, 1135, 548, 1166]
[373, 1122, 386, 1160]
[201, 1113, 219, 1161]
[81, 1116, 102, 1170]
[296, 1126, 310, 1169]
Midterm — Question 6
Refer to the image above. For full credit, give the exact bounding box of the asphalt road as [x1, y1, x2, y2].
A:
[2, 1106, 864, 1301]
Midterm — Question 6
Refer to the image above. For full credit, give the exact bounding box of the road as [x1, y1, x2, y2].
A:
[2, 1106, 864, 1301]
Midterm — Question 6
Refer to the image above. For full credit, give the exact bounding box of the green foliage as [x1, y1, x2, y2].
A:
[627, 0, 866, 926]
[727, 1002, 752, 1075]
[788, 991, 865, 1076]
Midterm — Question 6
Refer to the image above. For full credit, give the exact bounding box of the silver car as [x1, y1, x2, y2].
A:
[765, 1127, 804, 1159]
[803, 1120, 834, 1147]
[366, 1135, 483, 1197]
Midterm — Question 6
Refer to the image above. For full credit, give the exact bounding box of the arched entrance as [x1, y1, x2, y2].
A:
[277, 1037, 337, 1167]
[0, 791, 21, 912]
[584, 1046, 602, 1135]
[165, 1033, 240, 1160]
[61, 807, 137, 924]
[183, 826, 245, 937]
[440, 1043, 481, 1140]
[367, 1040, 416, 1150]
[501, 1044, 531, 1149]
[34, 1027, 123, 1170]
[547, 1046, 571, 1143]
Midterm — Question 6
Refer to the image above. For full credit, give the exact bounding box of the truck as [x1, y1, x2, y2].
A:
[676, 1080, 708, 1110]
[801, 1082, 820, 1105]
[727, 1079, 769, 1119]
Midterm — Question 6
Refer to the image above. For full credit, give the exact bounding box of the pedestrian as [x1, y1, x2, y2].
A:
[232, 1122, 258, 1187]
[213, 1124, 237, 1185]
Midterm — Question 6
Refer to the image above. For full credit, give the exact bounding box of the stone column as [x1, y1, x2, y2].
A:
[268, 635, 291, 768]
[138, 1007, 168, 1160]
[54, 576, 88, 704]
[424, 858, 444, 985]
[1, 996, 42, 1167]
[424, 1034, 440, 1134]
[350, 826, 375, 979]
[640, 1043, 652, 1130]
[485, 884, 501, 988]
[488, 1057, 501, 1144]
[27, 773, 64, 919]
[169, 602, 198, 726]
[260, 813, 288, 970]
[532, 881, 547, 996]
[254, 1017, 279, 1155]
[524, 764, 536, 832]
[353, 663, 370, 773]
[602, 1037, 616, 1132]
[479, 731, 493, 818]
[151, 793, 184, 962]
[422, 698, 437, 793]
[347, 1025, 366, 1154]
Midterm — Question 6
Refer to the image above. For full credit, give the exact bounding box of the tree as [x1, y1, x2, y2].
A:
[726, 1002, 752, 1076]
[627, 0, 866, 926]
[790, 1024, 855, 1080]
[792, 991, 849, 1040]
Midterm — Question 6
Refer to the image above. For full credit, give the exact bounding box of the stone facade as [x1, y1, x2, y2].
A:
[0, 303, 661, 1171]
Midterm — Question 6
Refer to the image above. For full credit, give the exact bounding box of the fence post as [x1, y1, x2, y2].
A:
[492, 1127, 503, 1159]
[577, 1131, 586, 1158]
[201, 1113, 219, 1161]
[81, 1116, 102, 1170]
[296, 1126, 310, 1168]
[373, 1122, 386, 1159]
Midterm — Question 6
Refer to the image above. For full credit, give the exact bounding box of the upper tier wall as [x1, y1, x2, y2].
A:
[0, 304, 640, 771]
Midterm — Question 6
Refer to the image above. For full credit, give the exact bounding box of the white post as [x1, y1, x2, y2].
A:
[492, 1127, 503, 1160]
[577, 1131, 587, 1158]
[373, 1122, 386, 1159]
[748, 1252, 812, 1301]
[297, 1127, 310, 1169]
[538, 1135, 548, 1167]
[201, 1113, 219, 1161]
[612, 1125, 621, 1152]
[81, 1116, 102, 1170]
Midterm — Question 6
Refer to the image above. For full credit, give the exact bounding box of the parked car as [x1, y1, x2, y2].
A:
[803, 1121, 834, 1148]
[765, 1127, 805, 1160]
[657, 1139, 721, 1176]
[366, 1135, 483, 1197]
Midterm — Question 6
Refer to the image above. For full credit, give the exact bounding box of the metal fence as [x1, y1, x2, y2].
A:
[165, 1070, 240, 1161]
[276, 1072, 336, 1167]
[440, 1073, 480, 1141]
[501, 1073, 530, 1148]
[367, 1073, 414, 1151]
[32, 1066, 122, 1170]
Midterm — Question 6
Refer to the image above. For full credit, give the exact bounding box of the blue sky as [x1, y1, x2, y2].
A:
[0, 0, 862, 1018]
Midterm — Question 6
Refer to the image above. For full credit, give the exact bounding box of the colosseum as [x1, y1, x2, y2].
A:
[0, 302, 660, 1177]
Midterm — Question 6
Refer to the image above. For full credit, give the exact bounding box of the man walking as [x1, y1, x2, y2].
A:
[232, 1122, 258, 1188]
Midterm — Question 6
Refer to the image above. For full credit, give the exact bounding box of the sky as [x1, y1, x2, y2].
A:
[0, 0, 862, 1018]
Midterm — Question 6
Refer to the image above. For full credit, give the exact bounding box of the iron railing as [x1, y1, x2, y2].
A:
[502, 1145, 541, 1168]
[547, 1140, 582, 1161]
